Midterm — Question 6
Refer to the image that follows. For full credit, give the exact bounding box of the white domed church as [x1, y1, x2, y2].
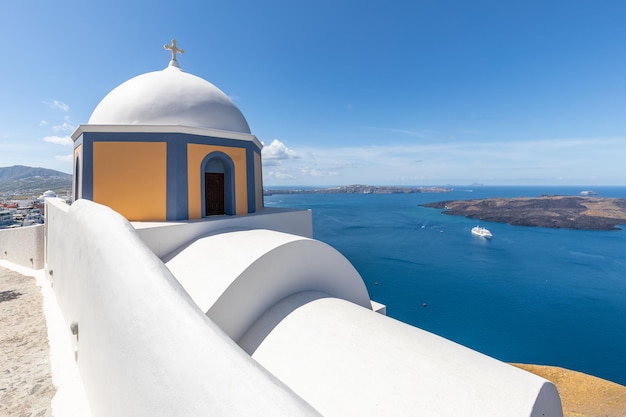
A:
[72, 41, 262, 221]
[39, 41, 564, 416]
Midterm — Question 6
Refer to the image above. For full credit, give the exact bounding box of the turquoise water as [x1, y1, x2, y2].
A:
[264, 186, 626, 385]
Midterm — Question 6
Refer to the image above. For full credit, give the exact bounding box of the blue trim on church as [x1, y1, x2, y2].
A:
[75, 131, 262, 221]
[166, 140, 189, 220]
[246, 148, 257, 213]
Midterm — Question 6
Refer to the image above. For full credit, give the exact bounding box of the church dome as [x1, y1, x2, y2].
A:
[88, 63, 251, 134]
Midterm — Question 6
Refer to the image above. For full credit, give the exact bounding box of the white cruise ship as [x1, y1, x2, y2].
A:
[471, 226, 493, 238]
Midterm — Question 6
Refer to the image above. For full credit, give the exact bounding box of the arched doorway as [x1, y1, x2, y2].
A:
[201, 153, 235, 216]
[205, 172, 224, 215]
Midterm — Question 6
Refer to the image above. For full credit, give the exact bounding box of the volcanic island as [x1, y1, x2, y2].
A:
[421, 195, 626, 230]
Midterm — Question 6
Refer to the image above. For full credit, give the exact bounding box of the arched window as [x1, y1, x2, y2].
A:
[201, 152, 235, 216]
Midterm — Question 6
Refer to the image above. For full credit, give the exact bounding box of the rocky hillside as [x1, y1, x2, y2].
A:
[422, 196, 626, 230]
[0, 165, 72, 198]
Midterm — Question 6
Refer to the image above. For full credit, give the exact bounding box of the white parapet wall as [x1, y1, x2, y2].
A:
[0, 224, 44, 269]
[44, 198, 321, 417]
[132, 207, 313, 259]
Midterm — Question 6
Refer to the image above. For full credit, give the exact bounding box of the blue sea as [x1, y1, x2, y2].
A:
[264, 186, 626, 386]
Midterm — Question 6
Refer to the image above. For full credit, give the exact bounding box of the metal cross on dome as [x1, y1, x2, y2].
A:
[164, 39, 184, 62]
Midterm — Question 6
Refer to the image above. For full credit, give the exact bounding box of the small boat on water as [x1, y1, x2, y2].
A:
[471, 226, 492, 238]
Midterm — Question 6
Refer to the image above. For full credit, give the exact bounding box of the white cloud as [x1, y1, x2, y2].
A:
[262, 139, 299, 160]
[44, 135, 73, 146]
[43, 100, 70, 112]
[261, 136, 626, 186]
[52, 121, 75, 133]
[300, 166, 339, 177]
[264, 170, 296, 180]
[55, 154, 74, 162]
[262, 159, 281, 167]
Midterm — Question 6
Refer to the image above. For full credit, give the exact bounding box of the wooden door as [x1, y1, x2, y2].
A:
[205, 173, 225, 215]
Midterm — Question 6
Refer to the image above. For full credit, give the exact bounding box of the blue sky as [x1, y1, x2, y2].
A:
[1, 0, 626, 186]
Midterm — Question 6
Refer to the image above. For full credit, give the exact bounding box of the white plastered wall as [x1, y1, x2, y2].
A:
[44, 198, 321, 417]
[133, 207, 313, 259]
[0, 224, 44, 269]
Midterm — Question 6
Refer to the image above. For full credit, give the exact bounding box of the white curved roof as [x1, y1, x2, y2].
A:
[252, 297, 562, 417]
[164, 229, 372, 343]
[88, 63, 251, 134]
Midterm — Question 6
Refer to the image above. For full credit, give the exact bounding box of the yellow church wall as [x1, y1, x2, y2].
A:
[254, 151, 264, 211]
[73, 144, 83, 200]
[187, 144, 247, 219]
[93, 142, 167, 221]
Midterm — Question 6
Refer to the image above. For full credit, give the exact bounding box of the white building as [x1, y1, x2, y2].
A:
[9, 40, 564, 416]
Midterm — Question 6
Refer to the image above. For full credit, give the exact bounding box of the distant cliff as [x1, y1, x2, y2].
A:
[0, 165, 71, 198]
[264, 185, 452, 195]
[421, 196, 626, 230]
